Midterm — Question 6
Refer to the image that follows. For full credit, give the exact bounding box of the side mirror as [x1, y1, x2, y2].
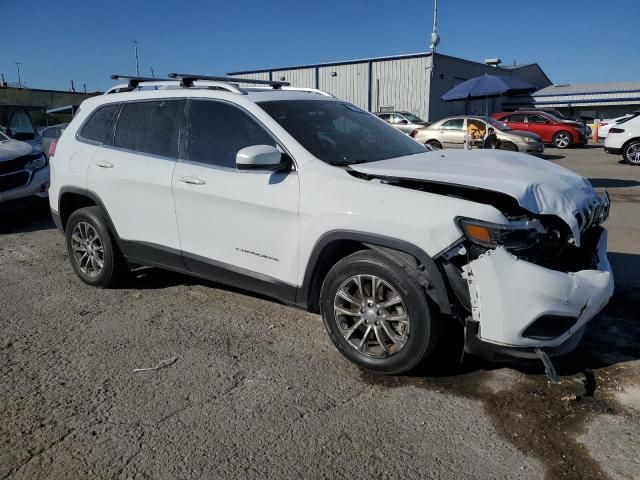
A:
[236, 145, 283, 170]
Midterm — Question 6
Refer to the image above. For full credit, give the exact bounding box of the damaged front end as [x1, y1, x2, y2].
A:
[438, 192, 613, 362]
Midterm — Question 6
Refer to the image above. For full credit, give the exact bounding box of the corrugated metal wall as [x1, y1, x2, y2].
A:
[371, 57, 430, 119]
[229, 53, 547, 121]
[271, 68, 315, 88]
[318, 63, 369, 110]
[229, 71, 269, 88]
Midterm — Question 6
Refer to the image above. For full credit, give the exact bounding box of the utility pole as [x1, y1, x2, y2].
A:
[13, 62, 23, 88]
[1, 73, 5, 87]
[430, 0, 440, 57]
[70, 80, 76, 92]
[131, 40, 141, 77]
[150, 66, 156, 79]
[83, 83, 87, 93]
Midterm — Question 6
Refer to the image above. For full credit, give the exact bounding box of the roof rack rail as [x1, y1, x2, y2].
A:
[168, 73, 290, 89]
[110, 74, 167, 90]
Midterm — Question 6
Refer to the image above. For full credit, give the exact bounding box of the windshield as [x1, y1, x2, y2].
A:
[258, 100, 427, 165]
[401, 112, 424, 123]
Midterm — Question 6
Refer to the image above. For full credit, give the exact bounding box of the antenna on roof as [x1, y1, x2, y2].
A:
[168, 72, 290, 89]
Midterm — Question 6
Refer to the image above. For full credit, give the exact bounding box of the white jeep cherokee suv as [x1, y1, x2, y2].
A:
[49, 74, 614, 374]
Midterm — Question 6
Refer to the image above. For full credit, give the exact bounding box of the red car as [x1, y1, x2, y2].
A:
[491, 111, 588, 149]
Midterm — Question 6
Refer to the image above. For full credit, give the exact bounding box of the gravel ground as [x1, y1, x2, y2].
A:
[1, 145, 639, 480]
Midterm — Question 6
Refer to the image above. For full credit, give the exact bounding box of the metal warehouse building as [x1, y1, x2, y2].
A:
[228, 52, 551, 121]
[527, 81, 640, 119]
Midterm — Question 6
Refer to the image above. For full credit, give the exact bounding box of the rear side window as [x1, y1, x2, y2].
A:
[185, 100, 275, 168]
[80, 104, 120, 143]
[506, 114, 526, 122]
[113, 100, 183, 157]
[441, 119, 464, 130]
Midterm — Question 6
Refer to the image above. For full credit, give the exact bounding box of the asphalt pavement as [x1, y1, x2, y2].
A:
[1, 145, 639, 480]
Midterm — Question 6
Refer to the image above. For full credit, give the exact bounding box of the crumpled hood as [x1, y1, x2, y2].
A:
[351, 149, 600, 243]
[0, 138, 40, 161]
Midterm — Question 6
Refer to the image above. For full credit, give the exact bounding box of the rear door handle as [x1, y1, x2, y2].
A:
[94, 160, 114, 168]
[177, 175, 206, 185]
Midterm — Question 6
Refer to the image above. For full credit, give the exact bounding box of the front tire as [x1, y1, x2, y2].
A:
[552, 131, 572, 149]
[65, 206, 126, 288]
[499, 141, 517, 151]
[623, 140, 640, 165]
[320, 250, 441, 374]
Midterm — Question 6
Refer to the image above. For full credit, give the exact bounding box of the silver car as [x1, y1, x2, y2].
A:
[414, 116, 544, 154]
[375, 111, 430, 135]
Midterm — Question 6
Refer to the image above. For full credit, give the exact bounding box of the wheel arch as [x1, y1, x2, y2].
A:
[298, 231, 451, 315]
[621, 137, 640, 152]
[57, 187, 119, 238]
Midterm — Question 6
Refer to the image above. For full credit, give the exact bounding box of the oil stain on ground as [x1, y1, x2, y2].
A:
[361, 285, 640, 480]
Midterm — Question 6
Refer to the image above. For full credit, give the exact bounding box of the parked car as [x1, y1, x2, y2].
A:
[39, 123, 68, 156]
[375, 111, 429, 135]
[49, 75, 613, 374]
[414, 115, 544, 153]
[604, 112, 640, 165]
[597, 115, 633, 139]
[0, 108, 45, 152]
[492, 111, 588, 149]
[0, 129, 49, 208]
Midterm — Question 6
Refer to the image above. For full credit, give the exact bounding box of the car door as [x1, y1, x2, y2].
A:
[438, 118, 465, 147]
[171, 99, 300, 298]
[86, 99, 184, 264]
[502, 113, 527, 133]
[527, 114, 554, 143]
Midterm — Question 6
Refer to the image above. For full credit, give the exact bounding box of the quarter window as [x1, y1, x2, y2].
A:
[185, 100, 275, 168]
[113, 100, 183, 157]
[80, 104, 120, 143]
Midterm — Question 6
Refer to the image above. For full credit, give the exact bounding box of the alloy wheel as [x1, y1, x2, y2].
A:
[71, 222, 104, 277]
[626, 143, 640, 165]
[554, 133, 570, 148]
[333, 274, 410, 358]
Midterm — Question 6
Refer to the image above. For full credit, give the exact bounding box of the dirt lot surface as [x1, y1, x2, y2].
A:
[1, 145, 639, 480]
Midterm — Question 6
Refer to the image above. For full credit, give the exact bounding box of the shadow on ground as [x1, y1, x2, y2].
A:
[589, 178, 640, 188]
[0, 201, 54, 234]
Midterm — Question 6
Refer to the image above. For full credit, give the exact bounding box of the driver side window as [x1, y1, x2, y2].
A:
[185, 100, 276, 169]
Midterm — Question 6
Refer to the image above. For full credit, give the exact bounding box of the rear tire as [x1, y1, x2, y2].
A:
[623, 140, 640, 165]
[426, 140, 442, 150]
[320, 250, 441, 374]
[552, 131, 572, 149]
[65, 206, 126, 288]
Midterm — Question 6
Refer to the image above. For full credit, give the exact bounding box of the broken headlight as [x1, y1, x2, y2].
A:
[24, 153, 47, 171]
[456, 217, 548, 251]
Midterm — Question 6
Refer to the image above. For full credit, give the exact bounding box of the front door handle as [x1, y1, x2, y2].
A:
[94, 160, 114, 168]
[177, 175, 206, 185]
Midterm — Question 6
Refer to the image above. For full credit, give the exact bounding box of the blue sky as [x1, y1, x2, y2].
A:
[3, 0, 639, 91]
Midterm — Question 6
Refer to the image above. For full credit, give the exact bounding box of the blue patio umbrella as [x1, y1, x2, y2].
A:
[441, 74, 537, 101]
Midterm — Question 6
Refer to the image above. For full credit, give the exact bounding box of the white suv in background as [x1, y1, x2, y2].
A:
[604, 112, 640, 165]
[49, 74, 613, 374]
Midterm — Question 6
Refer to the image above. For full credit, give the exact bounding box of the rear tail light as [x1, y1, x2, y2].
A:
[48, 140, 58, 157]
[609, 128, 625, 134]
